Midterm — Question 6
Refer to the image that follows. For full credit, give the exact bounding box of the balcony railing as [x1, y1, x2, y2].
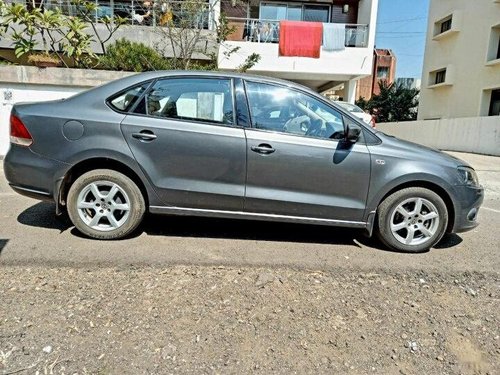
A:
[227, 17, 369, 48]
[5, 0, 216, 29]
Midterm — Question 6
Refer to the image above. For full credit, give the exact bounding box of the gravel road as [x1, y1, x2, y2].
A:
[0, 151, 499, 374]
[1, 267, 499, 374]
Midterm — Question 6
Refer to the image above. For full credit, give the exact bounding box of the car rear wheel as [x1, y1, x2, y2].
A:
[376, 187, 448, 253]
[67, 169, 145, 239]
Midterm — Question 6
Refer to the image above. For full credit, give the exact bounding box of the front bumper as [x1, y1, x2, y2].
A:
[451, 184, 484, 233]
[4, 145, 70, 202]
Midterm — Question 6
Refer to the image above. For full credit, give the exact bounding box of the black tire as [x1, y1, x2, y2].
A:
[376, 187, 448, 253]
[67, 169, 145, 240]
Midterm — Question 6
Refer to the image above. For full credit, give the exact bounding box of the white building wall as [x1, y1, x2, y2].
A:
[377, 117, 500, 156]
[0, 65, 132, 156]
[357, 0, 378, 48]
[0, 84, 84, 155]
[418, 0, 500, 119]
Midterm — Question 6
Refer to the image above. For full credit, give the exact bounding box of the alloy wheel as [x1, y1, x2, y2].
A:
[389, 197, 440, 246]
[76, 181, 131, 232]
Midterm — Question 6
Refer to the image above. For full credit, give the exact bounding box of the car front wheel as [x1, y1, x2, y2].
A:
[376, 187, 448, 252]
[67, 169, 145, 240]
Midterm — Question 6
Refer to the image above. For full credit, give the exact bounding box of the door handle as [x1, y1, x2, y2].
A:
[251, 144, 275, 155]
[132, 131, 157, 141]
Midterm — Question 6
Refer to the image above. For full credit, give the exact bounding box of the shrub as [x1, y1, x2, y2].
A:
[99, 39, 172, 72]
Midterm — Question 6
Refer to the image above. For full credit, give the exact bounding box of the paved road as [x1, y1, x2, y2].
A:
[0, 151, 499, 274]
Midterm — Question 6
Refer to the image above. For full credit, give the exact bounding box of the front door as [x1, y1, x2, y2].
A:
[120, 77, 246, 211]
[243, 80, 371, 222]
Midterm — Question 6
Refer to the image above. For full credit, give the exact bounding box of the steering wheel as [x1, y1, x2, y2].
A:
[283, 116, 311, 134]
[305, 119, 323, 137]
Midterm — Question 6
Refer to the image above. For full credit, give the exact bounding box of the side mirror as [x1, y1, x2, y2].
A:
[345, 123, 361, 143]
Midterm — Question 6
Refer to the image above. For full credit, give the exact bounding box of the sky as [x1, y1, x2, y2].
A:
[375, 0, 430, 79]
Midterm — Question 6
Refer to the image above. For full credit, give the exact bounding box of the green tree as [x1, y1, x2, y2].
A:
[355, 96, 368, 111]
[0, 0, 125, 67]
[71, 0, 127, 55]
[1, 3, 38, 58]
[363, 81, 419, 123]
[154, 0, 260, 71]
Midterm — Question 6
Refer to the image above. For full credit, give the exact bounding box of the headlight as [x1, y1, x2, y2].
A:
[457, 166, 479, 186]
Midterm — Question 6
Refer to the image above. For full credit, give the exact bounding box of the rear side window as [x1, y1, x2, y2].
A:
[108, 84, 148, 112]
[134, 78, 234, 125]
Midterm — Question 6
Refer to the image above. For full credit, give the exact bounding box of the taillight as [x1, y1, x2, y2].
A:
[10, 115, 33, 147]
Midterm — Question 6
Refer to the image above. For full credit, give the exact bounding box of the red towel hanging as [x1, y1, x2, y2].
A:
[279, 21, 323, 58]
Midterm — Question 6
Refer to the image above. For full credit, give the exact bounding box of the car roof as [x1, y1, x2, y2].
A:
[122, 70, 301, 86]
[73, 70, 318, 102]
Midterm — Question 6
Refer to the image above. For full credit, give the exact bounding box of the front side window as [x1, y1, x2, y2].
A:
[135, 78, 234, 125]
[245, 81, 345, 140]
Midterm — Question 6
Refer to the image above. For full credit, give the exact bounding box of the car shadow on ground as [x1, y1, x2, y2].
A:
[355, 232, 462, 253]
[17, 202, 363, 247]
[17, 202, 463, 252]
[141, 214, 362, 246]
[17, 202, 70, 233]
[0, 239, 8, 255]
[434, 233, 463, 248]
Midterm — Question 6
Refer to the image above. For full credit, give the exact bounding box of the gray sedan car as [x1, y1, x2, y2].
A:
[4, 71, 484, 252]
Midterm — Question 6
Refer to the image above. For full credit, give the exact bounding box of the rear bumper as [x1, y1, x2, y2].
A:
[4, 145, 70, 202]
[9, 184, 53, 201]
[451, 185, 484, 233]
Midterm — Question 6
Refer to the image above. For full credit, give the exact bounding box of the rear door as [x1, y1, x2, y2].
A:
[119, 77, 247, 211]
[243, 80, 371, 222]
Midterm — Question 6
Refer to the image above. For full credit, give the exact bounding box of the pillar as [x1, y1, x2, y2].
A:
[344, 79, 358, 104]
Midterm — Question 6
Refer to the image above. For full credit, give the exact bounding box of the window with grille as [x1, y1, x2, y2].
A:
[440, 18, 452, 34]
[433, 14, 455, 37]
[489, 89, 500, 116]
[435, 69, 446, 85]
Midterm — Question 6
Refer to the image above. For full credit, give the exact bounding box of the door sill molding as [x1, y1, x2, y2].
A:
[149, 205, 367, 228]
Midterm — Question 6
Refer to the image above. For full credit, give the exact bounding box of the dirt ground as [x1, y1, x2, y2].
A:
[0, 266, 498, 374]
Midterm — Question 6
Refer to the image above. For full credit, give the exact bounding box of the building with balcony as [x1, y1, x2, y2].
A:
[218, 0, 379, 102]
[418, 0, 500, 119]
